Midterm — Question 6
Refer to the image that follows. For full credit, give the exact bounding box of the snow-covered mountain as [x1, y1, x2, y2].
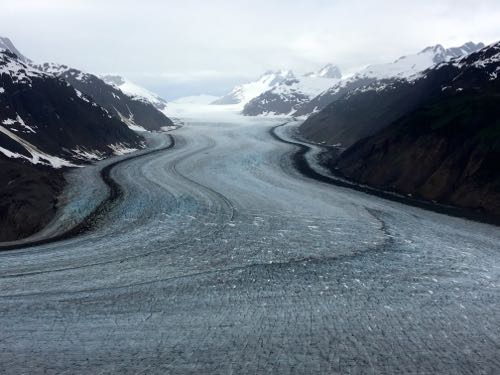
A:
[0, 38, 157, 242]
[36, 63, 173, 132]
[351, 42, 485, 81]
[242, 64, 342, 116]
[298, 41, 494, 148]
[101, 75, 168, 110]
[294, 41, 485, 116]
[304, 63, 342, 79]
[211, 70, 295, 106]
[0, 49, 143, 168]
[0, 36, 173, 132]
[242, 43, 483, 117]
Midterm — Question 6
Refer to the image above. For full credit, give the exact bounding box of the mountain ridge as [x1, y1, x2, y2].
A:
[36, 63, 174, 132]
[0, 37, 169, 241]
[314, 41, 500, 216]
[293, 41, 485, 117]
[101, 74, 168, 110]
[297, 41, 486, 147]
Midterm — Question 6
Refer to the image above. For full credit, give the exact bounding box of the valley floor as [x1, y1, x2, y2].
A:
[0, 117, 499, 374]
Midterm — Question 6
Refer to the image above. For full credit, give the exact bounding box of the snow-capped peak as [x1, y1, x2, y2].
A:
[0, 36, 31, 64]
[101, 75, 168, 110]
[317, 64, 342, 79]
[211, 70, 297, 106]
[241, 65, 343, 116]
[305, 64, 342, 79]
[451, 40, 500, 71]
[443, 41, 486, 59]
[357, 41, 485, 81]
[258, 70, 296, 85]
[417, 42, 485, 64]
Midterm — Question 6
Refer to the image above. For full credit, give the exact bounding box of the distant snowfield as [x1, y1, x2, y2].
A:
[164, 95, 291, 123]
[169, 95, 219, 105]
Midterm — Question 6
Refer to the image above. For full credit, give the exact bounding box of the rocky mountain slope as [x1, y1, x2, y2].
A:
[325, 42, 500, 216]
[0, 50, 143, 166]
[0, 157, 64, 242]
[0, 42, 152, 241]
[1, 37, 173, 133]
[298, 42, 485, 147]
[38, 64, 173, 132]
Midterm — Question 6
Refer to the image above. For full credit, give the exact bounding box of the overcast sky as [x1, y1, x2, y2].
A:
[2, 0, 500, 99]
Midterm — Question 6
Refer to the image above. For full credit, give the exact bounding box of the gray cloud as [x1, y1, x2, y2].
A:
[2, 0, 500, 99]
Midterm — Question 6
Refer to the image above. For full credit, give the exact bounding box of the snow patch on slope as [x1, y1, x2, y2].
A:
[71, 147, 106, 161]
[108, 143, 138, 155]
[74, 89, 90, 103]
[2, 114, 37, 133]
[37, 62, 71, 76]
[115, 108, 147, 132]
[0, 125, 75, 168]
[0, 51, 46, 85]
[452, 41, 500, 69]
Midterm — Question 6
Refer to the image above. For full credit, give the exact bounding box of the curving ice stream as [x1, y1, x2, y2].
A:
[0, 118, 499, 374]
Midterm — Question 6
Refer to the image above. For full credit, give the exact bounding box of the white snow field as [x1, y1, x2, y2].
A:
[0, 111, 499, 374]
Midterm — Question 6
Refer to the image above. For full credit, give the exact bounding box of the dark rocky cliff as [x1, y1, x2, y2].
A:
[332, 79, 500, 216]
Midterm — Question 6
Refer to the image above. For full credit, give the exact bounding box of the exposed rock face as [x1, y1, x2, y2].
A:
[298, 77, 441, 148]
[327, 42, 500, 216]
[333, 92, 500, 216]
[0, 157, 64, 242]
